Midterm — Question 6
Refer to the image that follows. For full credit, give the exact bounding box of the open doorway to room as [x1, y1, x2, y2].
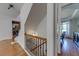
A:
[60, 3, 79, 56]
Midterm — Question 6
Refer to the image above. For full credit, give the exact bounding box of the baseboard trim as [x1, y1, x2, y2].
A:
[57, 53, 62, 56]
[0, 39, 31, 56]
[21, 46, 31, 56]
[0, 39, 12, 41]
[16, 41, 31, 56]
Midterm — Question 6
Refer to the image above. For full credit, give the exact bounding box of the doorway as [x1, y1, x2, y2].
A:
[60, 3, 79, 56]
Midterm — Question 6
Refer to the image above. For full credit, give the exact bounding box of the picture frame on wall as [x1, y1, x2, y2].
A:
[12, 21, 20, 38]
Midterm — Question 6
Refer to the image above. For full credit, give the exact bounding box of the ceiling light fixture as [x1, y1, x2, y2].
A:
[8, 4, 14, 10]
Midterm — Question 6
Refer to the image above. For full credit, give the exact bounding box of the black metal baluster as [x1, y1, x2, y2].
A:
[36, 38, 37, 56]
[38, 39, 39, 56]
[43, 40, 44, 56]
[46, 41, 47, 56]
[40, 39, 41, 56]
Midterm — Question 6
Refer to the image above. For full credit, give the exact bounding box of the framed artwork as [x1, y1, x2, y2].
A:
[12, 21, 20, 38]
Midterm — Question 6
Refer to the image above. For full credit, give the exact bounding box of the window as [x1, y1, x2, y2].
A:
[61, 22, 70, 34]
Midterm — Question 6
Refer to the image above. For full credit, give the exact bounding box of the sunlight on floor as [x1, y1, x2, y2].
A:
[63, 39, 68, 51]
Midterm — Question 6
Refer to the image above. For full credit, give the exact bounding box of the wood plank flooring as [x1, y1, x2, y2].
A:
[61, 39, 79, 56]
[0, 39, 28, 56]
[2, 38, 79, 56]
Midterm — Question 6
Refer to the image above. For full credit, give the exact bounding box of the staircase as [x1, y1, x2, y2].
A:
[25, 33, 47, 56]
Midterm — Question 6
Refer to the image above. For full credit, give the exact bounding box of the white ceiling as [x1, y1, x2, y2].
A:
[0, 3, 23, 18]
[60, 3, 69, 8]
[61, 3, 79, 20]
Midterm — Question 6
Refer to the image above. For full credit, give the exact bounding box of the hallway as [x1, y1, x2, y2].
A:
[0, 39, 27, 56]
[61, 39, 79, 56]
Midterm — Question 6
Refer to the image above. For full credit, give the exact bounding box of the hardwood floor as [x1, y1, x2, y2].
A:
[0, 39, 28, 56]
[61, 38, 79, 56]
[2, 38, 79, 56]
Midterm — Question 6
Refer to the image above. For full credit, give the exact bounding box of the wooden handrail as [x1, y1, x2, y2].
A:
[31, 41, 47, 51]
[25, 33, 47, 56]
[24, 33, 46, 40]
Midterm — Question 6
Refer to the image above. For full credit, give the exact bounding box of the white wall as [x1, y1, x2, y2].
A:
[47, 3, 55, 56]
[25, 15, 47, 38]
[0, 4, 24, 41]
[15, 3, 32, 52]
[0, 15, 12, 41]
[36, 15, 47, 38]
[25, 4, 47, 38]
[57, 4, 61, 55]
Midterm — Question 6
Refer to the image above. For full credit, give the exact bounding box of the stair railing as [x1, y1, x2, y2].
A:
[25, 33, 47, 56]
